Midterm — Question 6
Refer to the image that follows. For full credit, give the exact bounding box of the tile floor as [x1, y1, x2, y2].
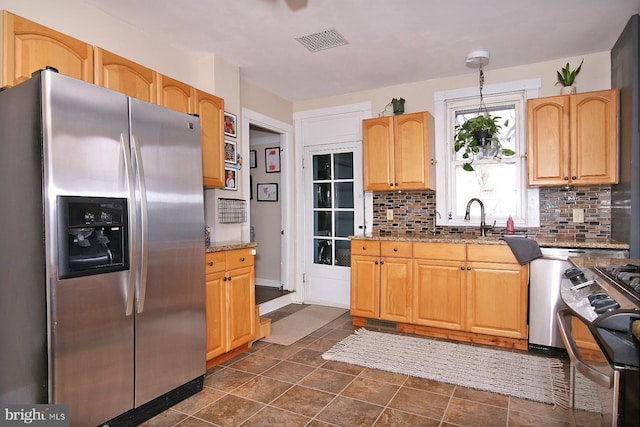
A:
[142, 305, 600, 427]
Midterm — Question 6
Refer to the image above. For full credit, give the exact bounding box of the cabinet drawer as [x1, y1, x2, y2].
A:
[205, 252, 226, 274]
[467, 244, 517, 263]
[413, 242, 465, 260]
[226, 248, 254, 270]
[380, 241, 412, 258]
[351, 240, 381, 256]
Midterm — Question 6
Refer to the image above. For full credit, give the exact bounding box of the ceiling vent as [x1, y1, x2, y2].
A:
[295, 29, 348, 52]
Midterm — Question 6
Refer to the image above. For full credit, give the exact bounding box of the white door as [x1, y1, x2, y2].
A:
[303, 142, 364, 307]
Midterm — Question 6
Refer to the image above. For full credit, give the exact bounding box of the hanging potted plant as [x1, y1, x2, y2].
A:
[454, 114, 515, 171]
[556, 59, 583, 95]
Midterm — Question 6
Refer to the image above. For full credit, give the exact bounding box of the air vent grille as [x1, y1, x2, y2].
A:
[365, 318, 398, 330]
[295, 29, 348, 52]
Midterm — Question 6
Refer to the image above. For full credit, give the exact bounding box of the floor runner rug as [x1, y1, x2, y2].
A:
[263, 305, 347, 346]
[322, 328, 602, 412]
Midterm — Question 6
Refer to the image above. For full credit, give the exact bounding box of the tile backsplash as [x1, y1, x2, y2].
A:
[372, 186, 612, 240]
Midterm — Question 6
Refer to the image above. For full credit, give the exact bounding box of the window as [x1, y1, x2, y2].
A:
[434, 79, 541, 229]
[312, 152, 354, 267]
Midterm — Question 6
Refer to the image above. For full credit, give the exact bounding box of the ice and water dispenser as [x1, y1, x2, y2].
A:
[57, 196, 129, 279]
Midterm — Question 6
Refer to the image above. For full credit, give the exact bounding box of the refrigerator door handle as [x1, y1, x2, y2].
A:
[121, 133, 136, 316]
[131, 134, 149, 314]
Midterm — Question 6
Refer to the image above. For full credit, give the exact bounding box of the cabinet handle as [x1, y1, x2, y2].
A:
[467, 266, 472, 270]
[208, 261, 214, 267]
[380, 260, 384, 265]
[362, 246, 366, 250]
[564, 176, 569, 181]
[223, 276, 228, 281]
[375, 261, 379, 265]
[571, 176, 577, 180]
[393, 247, 398, 252]
[240, 257, 245, 262]
[460, 266, 465, 270]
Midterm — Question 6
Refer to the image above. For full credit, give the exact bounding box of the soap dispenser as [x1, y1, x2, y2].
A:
[506, 216, 515, 234]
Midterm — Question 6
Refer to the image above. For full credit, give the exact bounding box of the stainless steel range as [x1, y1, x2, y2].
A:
[557, 259, 639, 427]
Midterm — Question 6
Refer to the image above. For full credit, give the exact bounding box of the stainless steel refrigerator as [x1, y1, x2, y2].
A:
[0, 70, 206, 426]
[611, 13, 640, 258]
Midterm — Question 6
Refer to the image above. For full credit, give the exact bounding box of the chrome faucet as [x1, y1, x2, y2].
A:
[464, 198, 494, 237]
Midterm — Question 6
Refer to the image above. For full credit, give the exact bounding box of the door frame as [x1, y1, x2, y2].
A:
[293, 102, 372, 305]
[241, 108, 296, 310]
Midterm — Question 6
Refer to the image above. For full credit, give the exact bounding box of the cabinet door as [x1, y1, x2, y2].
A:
[570, 89, 618, 185]
[527, 95, 570, 185]
[226, 266, 256, 350]
[196, 89, 225, 188]
[380, 257, 412, 322]
[412, 259, 466, 330]
[394, 112, 431, 190]
[205, 271, 226, 360]
[467, 262, 528, 339]
[158, 74, 195, 114]
[571, 316, 606, 362]
[2, 11, 93, 87]
[362, 116, 394, 191]
[94, 48, 157, 103]
[350, 255, 380, 318]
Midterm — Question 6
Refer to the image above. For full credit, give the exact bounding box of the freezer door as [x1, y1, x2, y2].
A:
[41, 72, 135, 425]
[129, 98, 205, 406]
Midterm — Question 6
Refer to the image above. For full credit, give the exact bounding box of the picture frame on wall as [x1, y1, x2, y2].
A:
[224, 140, 237, 164]
[250, 150, 257, 168]
[257, 183, 278, 201]
[265, 147, 280, 173]
[224, 167, 237, 191]
[224, 111, 237, 138]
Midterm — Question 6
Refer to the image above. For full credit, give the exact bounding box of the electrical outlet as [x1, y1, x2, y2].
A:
[386, 209, 394, 220]
[573, 208, 584, 223]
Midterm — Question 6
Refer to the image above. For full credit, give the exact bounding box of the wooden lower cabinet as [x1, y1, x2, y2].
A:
[350, 240, 412, 322]
[351, 240, 529, 349]
[413, 259, 466, 330]
[205, 249, 255, 364]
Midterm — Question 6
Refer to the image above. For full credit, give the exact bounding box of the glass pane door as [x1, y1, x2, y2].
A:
[312, 152, 354, 267]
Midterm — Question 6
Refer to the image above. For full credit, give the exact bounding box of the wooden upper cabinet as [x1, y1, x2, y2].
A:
[94, 48, 157, 103]
[527, 89, 618, 186]
[158, 74, 195, 114]
[362, 116, 394, 191]
[196, 89, 225, 188]
[1, 11, 93, 87]
[362, 111, 433, 191]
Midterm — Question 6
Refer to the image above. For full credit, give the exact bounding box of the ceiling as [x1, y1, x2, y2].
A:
[83, 0, 640, 102]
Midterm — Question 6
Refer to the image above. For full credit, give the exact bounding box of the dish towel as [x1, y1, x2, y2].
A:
[502, 237, 543, 265]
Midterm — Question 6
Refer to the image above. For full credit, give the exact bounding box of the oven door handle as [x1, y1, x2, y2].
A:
[556, 309, 613, 389]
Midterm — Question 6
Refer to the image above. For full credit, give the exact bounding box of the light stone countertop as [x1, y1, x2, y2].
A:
[350, 234, 630, 250]
[205, 241, 258, 253]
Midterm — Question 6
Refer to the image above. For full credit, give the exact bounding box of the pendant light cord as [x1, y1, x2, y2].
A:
[478, 65, 487, 116]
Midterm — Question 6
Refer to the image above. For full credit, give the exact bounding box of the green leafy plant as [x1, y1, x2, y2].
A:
[556, 59, 584, 87]
[454, 114, 515, 171]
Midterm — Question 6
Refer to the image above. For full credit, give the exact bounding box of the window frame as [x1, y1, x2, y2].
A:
[434, 79, 541, 229]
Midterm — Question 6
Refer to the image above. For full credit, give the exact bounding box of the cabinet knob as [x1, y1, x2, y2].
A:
[362, 246, 366, 250]
[571, 176, 577, 180]
[467, 266, 472, 270]
[208, 261, 214, 267]
[460, 266, 465, 270]
[240, 257, 245, 262]
[223, 276, 228, 281]
[375, 261, 379, 265]
[393, 248, 398, 252]
[380, 260, 384, 265]
[564, 176, 569, 181]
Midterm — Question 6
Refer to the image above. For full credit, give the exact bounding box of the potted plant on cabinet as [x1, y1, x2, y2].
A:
[454, 114, 515, 171]
[556, 59, 583, 94]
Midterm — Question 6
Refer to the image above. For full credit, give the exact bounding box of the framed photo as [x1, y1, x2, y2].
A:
[250, 150, 257, 168]
[224, 140, 237, 164]
[257, 183, 278, 201]
[265, 147, 280, 173]
[224, 111, 237, 137]
[224, 167, 237, 191]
